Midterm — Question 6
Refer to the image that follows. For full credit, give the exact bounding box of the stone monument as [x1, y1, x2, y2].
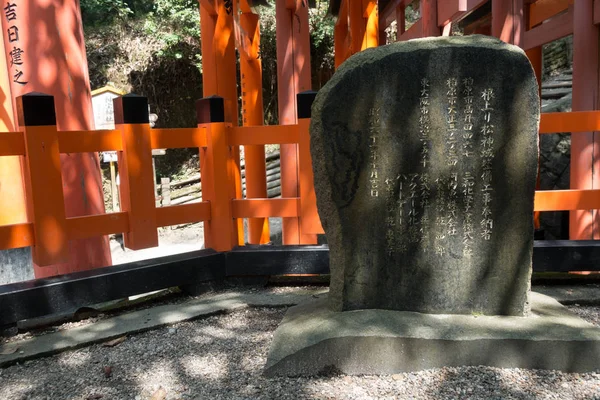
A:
[311, 35, 538, 316]
[265, 35, 600, 377]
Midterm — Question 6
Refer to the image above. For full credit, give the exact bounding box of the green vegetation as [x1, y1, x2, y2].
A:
[83, 0, 334, 178]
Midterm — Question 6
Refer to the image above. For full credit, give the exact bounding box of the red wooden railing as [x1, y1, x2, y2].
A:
[2, 92, 600, 267]
[3, 0, 600, 268]
[0, 92, 323, 267]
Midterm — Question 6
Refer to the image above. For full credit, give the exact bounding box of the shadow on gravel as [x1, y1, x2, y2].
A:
[2, 305, 600, 399]
[0, 307, 321, 399]
[427, 366, 559, 399]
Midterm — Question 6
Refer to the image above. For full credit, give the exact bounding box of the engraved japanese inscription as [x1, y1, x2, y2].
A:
[377, 80, 499, 260]
[310, 36, 540, 316]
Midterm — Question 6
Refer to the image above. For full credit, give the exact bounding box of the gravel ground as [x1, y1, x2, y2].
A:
[2, 286, 319, 344]
[1, 305, 600, 400]
[566, 305, 600, 327]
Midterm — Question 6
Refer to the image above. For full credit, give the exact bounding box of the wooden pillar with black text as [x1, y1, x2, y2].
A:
[0, 0, 111, 277]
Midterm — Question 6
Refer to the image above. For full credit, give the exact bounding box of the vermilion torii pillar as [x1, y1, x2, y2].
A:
[492, 0, 543, 234]
[334, 0, 378, 69]
[0, 0, 112, 277]
[199, 0, 244, 246]
[334, 0, 350, 68]
[276, 0, 316, 245]
[238, 0, 270, 244]
[0, 22, 30, 284]
[0, 30, 23, 227]
[571, 0, 600, 240]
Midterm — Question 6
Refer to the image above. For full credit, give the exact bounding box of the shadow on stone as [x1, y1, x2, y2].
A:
[264, 293, 600, 376]
[265, 35, 599, 377]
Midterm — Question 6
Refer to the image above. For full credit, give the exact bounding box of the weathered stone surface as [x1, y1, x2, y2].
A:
[310, 35, 540, 315]
[264, 293, 600, 377]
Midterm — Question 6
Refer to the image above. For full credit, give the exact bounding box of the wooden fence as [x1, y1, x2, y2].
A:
[1, 91, 600, 267]
[159, 153, 283, 207]
[0, 92, 323, 267]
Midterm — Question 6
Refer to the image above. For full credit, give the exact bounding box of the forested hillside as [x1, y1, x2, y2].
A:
[83, 0, 334, 126]
[82, 0, 334, 177]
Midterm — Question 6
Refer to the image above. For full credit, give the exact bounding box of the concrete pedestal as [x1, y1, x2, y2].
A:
[265, 293, 600, 376]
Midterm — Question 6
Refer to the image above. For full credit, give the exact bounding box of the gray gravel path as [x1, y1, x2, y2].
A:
[1, 306, 600, 400]
[567, 305, 600, 327]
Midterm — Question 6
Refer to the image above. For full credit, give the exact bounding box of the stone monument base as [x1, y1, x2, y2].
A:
[264, 293, 600, 376]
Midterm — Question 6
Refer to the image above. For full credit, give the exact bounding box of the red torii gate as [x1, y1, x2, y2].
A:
[199, 0, 321, 246]
[0, 0, 111, 278]
[0, 0, 599, 280]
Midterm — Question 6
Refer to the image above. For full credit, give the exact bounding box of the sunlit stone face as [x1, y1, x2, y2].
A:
[310, 35, 540, 316]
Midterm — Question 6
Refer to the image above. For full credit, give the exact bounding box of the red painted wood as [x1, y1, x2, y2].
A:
[58, 130, 122, 153]
[349, 0, 366, 53]
[513, 0, 525, 46]
[151, 128, 207, 149]
[437, 0, 460, 26]
[228, 125, 299, 146]
[22, 125, 69, 266]
[334, 1, 350, 68]
[0, 25, 27, 234]
[540, 111, 600, 133]
[535, 189, 600, 211]
[201, 122, 237, 251]
[570, 0, 600, 239]
[523, 5, 574, 49]
[66, 213, 130, 241]
[380, 0, 404, 29]
[232, 198, 300, 218]
[276, 0, 316, 244]
[199, 0, 243, 246]
[364, 1, 379, 49]
[0, 223, 33, 250]
[0, 0, 111, 276]
[115, 122, 159, 250]
[0, 132, 25, 156]
[398, 19, 422, 40]
[527, 46, 543, 229]
[297, 118, 324, 235]
[529, 0, 574, 27]
[492, 0, 517, 43]
[239, 11, 269, 244]
[595, 0, 600, 24]
[421, 0, 440, 37]
[397, 4, 406, 34]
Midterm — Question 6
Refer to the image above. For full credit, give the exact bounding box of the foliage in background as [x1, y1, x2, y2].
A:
[256, 2, 279, 125]
[83, 0, 334, 178]
[309, 0, 335, 89]
[80, 0, 132, 27]
[256, 0, 334, 124]
[143, 0, 202, 61]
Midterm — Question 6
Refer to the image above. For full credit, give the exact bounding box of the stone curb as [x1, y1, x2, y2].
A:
[0, 288, 327, 368]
